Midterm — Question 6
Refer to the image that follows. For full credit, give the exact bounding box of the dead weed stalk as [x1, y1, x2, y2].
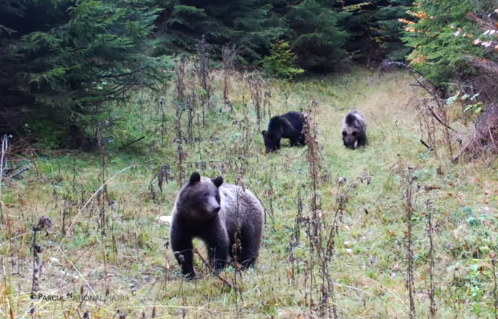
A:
[195, 35, 212, 111]
[397, 157, 417, 318]
[426, 200, 437, 317]
[29, 216, 52, 317]
[245, 73, 263, 132]
[222, 44, 237, 110]
[302, 99, 338, 318]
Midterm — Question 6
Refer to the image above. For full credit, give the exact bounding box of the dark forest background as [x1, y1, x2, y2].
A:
[0, 0, 497, 148]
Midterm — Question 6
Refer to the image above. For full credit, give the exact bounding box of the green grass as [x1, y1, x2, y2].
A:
[1, 66, 498, 318]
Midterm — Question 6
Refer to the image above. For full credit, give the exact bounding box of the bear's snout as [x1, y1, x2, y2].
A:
[211, 206, 221, 214]
[265, 145, 278, 154]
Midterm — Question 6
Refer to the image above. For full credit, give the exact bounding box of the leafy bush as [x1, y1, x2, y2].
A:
[263, 41, 304, 80]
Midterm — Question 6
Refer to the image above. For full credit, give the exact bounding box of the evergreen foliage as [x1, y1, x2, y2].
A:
[402, 0, 485, 83]
[285, 0, 349, 72]
[340, 0, 414, 64]
[376, 0, 413, 60]
[154, 0, 287, 63]
[0, 0, 172, 147]
[154, 0, 350, 71]
[262, 40, 304, 79]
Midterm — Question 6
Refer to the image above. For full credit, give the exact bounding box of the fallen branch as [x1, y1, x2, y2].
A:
[7, 167, 30, 179]
[427, 108, 457, 132]
[119, 136, 145, 150]
[193, 249, 240, 292]
[420, 140, 432, 151]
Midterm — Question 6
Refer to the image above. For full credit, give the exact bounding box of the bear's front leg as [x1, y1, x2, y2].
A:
[357, 132, 367, 148]
[207, 232, 230, 273]
[299, 134, 306, 146]
[171, 230, 196, 280]
[276, 139, 282, 150]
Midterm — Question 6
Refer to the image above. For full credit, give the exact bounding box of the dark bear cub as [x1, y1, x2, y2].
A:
[342, 110, 367, 149]
[170, 172, 264, 280]
[262, 111, 307, 153]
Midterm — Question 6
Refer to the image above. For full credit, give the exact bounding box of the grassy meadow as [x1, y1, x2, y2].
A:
[2, 66, 498, 318]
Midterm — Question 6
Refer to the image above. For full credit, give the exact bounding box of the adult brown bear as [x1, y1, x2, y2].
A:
[170, 172, 264, 280]
[342, 110, 367, 149]
[261, 111, 307, 153]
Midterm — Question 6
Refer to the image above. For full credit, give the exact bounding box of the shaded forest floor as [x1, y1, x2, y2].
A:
[2, 67, 498, 318]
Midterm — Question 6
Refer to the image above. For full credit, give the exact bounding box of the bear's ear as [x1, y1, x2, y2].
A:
[212, 176, 223, 188]
[261, 130, 266, 136]
[189, 172, 201, 185]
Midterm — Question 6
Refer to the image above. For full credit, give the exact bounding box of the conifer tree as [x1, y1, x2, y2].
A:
[285, 0, 349, 72]
[154, 0, 286, 63]
[339, 0, 414, 65]
[155, 0, 349, 72]
[402, 0, 484, 83]
[376, 0, 413, 60]
[0, 0, 172, 146]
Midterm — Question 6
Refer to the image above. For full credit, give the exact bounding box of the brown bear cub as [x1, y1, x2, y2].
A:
[262, 111, 307, 153]
[342, 110, 367, 149]
[170, 172, 264, 280]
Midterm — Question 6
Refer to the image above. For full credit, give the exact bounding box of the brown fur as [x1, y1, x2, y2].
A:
[170, 172, 264, 280]
[342, 110, 367, 149]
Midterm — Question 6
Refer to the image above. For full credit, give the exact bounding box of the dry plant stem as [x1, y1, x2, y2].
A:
[158, 98, 167, 144]
[263, 91, 271, 119]
[30, 216, 52, 317]
[289, 186, 304, 285]
[175, 57, 186, 104]
[96, 123, 108, 235]
[157, 163, 170, 193]
[246, 74, 263, 131]
[418, 109, 438, 156]
[304, 100, 338, 318]
[193, 249, 240, 292]
[222, 44, 236, 108]
[187, 90, 195, 142]
[98, 238, 110, 296]
[232, 175, 245, 307]
[400, 161, 417, 319]
[493, 258, 498, 319]
[195, 35, 212, 111]
[2, 263, 14, 319]
[62, 199, 70, 237]
[0, 135, 9, 222]
[427, 205, 436, 317]
[176, 105, 185, 187]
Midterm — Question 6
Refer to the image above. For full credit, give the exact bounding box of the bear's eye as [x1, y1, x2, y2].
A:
[352, 131, 357, 136]
[342, 131, 347, 136]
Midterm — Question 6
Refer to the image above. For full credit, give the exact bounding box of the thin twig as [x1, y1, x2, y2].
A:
[420, 140, 432, 151]
[193, 249, 239, 292]
[119, 136, 145, 150]
[6, 167, 31, 179]
[428, 108, 457, 132]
